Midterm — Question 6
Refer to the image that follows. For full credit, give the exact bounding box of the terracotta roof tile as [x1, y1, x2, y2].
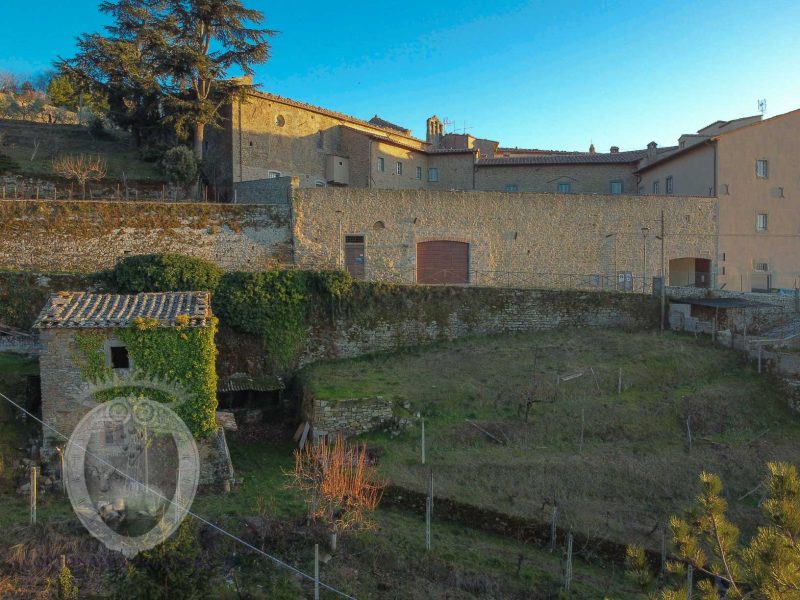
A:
[478, 147, 678, 166]
[368, 115, 411, 135]
[33, 292, 213, 329]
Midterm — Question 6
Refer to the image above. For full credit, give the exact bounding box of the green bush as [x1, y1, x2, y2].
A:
[107, 253, 222, 293]
[162, 145, 199, 186]
[213, 270, 310, 369]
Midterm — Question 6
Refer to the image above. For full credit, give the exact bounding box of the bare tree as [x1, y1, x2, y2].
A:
[286, 435, 386, 552]
[52, 154, 107, 199]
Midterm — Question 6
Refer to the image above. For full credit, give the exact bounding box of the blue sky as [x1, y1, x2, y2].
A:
[2, 0, 799, 151]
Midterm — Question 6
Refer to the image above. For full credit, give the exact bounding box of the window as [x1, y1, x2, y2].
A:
[428, 167, 438, 182]
[755, 262, 769, 272]
[756, 213, 768, 231]
[756, 159, 768, 179]
[653, 180, 660, 194]
[722, 266, 726, 275]
[610, 180, 623, 195]
[267, 170, 281, 178]
[665, 176, 673, 194]
[416, 166, 422, 180]
[316, 131, 324, 149]
[396, 161, 403, 176]
[110, 346, 130, 370]
[377, 157, 385, 172]
[557, 182, 571, 193]
[275, 115, 285, 127]
[505, 184, 518, 192]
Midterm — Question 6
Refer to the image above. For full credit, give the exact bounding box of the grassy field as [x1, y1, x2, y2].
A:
[300, 329, 800, 551]
[0, 352, 639, 599]
[0, 119, 166, 183]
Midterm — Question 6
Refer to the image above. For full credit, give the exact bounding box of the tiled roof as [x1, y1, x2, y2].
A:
[496, 147, 577, 155]
[246, 90, 424, 142]
[340, 125, 428, 153]
[34, 292, 213, 329]
[426, 147, 478, 155]
[368, 115, 411, 135]
[218, 373, 285, 393]
[478, 146, 678, 166]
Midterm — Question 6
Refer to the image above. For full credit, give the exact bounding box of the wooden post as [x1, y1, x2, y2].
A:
[660, 523, 667, 576]
[550, 505, 558, 551]
[758, 345, 763, 374]
[421, 418, 426, 465]
[686, 416, 692, 452]
[618, 368, 622, 395]
[60, 555, 66, 571]
[660, 210, 666, 332]
[564, 532, 573, 593]
[314, 543, 320, 600]
[425, 495, 432, 552]
[30, 466, 37, 525]
[686, 564, 693, 599]
[56, 447, 65, 494]
[579, 409, 585, 453]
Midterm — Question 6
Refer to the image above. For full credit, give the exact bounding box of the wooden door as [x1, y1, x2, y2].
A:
[344, 235, 365, 279]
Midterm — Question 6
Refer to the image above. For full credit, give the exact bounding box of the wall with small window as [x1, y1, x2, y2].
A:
[636, 144, 714, 197]
[474, 163, 636, 194]
[369, 141, 427, 190]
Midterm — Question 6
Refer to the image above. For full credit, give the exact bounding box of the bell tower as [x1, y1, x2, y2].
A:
[426, 115, 444, 147]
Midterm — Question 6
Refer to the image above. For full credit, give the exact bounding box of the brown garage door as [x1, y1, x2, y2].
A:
[417, 241, 469, 284]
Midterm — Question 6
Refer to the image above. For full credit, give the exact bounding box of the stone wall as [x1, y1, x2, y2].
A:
[232, 176, 297, 204]
[292, 188, 717, 286]
[302, 396, 394, 437]
[0, 199, 292, 272]
[300, 286, 660, 365]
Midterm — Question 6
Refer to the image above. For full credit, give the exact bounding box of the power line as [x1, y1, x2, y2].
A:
[0, 389, 357, 600]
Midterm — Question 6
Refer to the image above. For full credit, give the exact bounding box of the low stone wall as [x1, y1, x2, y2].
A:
[197, 428, 236, 489]
[301, 287, 659, 365]
[0, 199, 292, 272]
[303, 396, 393, 437]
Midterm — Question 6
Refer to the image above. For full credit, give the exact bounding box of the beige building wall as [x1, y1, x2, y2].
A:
[427, 153, 476, 190]
[637, 145, 715, 197]
[716, 110, 800, 291]
[475, 163, 638, 194]
[292, 188, 716, 287]
[370, 141, 428, 190]
[229, 93, 427, 189]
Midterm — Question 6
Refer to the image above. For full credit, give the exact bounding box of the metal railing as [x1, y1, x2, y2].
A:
[396, 269, 657, 294]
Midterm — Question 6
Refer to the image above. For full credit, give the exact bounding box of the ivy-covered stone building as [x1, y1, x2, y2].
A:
[33, 292, 223, 479]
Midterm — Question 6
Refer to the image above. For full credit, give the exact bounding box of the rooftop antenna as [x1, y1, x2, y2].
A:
[442, 117, 456, 134]
[758, 99, 767, 116]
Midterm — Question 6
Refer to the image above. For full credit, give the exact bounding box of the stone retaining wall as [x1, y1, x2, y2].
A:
[303, 396, 393, 437]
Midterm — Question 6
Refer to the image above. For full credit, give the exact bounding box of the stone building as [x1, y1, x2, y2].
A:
[636, 109, 800, 291]
[204, 88, 660, 200]
[33, 291, 231, 485]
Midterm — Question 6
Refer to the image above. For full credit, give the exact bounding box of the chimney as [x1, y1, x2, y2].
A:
[589, 143, 596, 154]
[647, 141, 658, 159]
[610, 146, 619, 153]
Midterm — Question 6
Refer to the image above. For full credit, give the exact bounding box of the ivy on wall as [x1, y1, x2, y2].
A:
[73, 315, 218, 439]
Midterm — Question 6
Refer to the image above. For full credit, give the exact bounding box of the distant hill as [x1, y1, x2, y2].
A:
[0, 118, 167, 185]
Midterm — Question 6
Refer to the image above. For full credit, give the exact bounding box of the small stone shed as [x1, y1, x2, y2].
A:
[32, 292, 221, 463]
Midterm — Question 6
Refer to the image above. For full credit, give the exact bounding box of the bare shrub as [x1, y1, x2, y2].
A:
[286, 435, 387, 551]
[52, 154, 107, 199]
